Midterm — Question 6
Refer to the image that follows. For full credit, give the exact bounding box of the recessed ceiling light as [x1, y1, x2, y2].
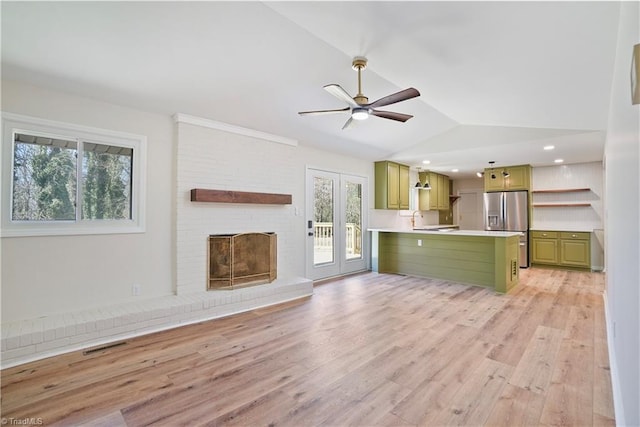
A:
[554, 158, 564, 163]
[422, 160, 431, 165]
[544, 145, 555, 150]
[451, 169, 459, 173]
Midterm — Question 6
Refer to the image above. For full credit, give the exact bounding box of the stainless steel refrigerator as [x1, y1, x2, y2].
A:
[483, 191, 529, 267]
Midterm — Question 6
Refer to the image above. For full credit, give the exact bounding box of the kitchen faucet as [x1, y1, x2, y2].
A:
[411, 210, 422, 228]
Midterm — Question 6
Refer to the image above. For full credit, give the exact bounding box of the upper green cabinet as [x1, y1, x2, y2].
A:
[428, 172, 438, 210]
[484, 164, 532, 192]
[417, 171, 449, 211]
[375, 161, 410, 210]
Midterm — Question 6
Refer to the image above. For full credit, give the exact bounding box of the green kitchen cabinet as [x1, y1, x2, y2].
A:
[417, 171, 431, 210]
[428, 172, 439, 210]
[375, 161, 410, 210]
[484, 171, 506, 192]
[531, 231, 559, 264]
[439, 175, 450, 210]
[417, 171, 449, 211]
[485, 164, 531, 192]
[375, 231, 520, 293]
[399, 163, 410, 209]
[531, 230, 591, 270]
[559, 232, 591, 268]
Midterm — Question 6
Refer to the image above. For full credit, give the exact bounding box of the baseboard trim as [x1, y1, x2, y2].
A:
[1, 277, 313, 369]
[602, 291, 626, 426]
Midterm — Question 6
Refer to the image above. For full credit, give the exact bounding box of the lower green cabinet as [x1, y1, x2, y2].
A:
[531, 230, 590, 270]
[559, 232, 590, 267]
[532, 235, 558, 264]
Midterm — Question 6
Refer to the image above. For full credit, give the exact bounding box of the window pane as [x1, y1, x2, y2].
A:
[345, 181, 362, 260]
[81, 143, 133, 220]
[12, 133, 77, 221]
[313, 176, 334, 265]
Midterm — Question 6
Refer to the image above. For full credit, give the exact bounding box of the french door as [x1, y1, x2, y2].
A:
[305, 168, 368, 280]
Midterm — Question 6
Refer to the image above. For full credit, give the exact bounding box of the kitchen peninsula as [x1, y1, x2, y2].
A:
[369, 229, 521, 293]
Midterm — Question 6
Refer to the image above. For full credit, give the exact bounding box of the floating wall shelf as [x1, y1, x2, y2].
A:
[532, 188, 590, 194]
[191, 189, 292, 205]
[533, 203, 591, 207]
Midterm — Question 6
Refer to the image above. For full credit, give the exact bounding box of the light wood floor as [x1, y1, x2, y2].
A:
[1, 268, 615, 426]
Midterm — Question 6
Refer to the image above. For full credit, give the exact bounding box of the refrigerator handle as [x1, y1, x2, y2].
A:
[501, 192, 507, 229]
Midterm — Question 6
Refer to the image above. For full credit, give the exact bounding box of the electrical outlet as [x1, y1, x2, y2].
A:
[132, 283, 141, 296]
[417, 239, 422, 247]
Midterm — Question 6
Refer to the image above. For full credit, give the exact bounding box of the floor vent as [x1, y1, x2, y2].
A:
[83, 341, 127, 355]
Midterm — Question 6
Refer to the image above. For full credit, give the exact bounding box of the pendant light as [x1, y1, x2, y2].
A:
[488, 161, 496, 179]
[415, 169, 431, 190]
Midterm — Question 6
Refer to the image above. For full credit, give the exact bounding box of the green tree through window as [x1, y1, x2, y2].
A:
[82, 144, 132, 220]
[11, 133, 133, 222]
[12, 136, 77, 221]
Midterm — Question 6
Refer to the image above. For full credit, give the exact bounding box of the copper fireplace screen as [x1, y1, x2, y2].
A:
[208, 232, 277, 290]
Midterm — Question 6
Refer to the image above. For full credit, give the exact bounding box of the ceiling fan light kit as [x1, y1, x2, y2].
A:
[351, 107, 370, 120]
[298, 57, 420, 129]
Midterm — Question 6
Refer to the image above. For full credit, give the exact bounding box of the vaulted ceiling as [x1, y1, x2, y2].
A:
[1, 2, 621, 177]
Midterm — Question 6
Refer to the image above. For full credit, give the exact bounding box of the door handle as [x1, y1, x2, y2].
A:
[308, 232, 314, 236]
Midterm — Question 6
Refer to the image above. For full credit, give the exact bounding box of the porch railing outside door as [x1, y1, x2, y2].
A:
[314, 222, 361, 263]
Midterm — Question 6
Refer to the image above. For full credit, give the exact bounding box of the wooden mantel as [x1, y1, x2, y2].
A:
[190, 188, 292, 205]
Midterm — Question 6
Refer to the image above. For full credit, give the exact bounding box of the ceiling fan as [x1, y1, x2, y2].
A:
[298, 57, 421, 130]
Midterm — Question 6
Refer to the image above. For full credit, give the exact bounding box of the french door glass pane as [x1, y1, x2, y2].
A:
[345, 181, 362, 260]
[314, 176, 334, 265]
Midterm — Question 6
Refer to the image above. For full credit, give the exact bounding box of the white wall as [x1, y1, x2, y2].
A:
[1, 80, 175, 322]
[603, 2, 640, 425]
[1, 80, 376, 322]
[531, 162, 604, 231]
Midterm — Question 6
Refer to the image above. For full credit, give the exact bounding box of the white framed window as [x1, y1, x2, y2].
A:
[2, 113, 146, 237]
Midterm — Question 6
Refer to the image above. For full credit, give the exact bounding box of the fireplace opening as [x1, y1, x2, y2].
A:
[208, 232, 276, 290]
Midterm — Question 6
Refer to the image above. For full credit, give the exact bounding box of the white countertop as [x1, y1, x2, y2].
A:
[411, 224, 459, 230]
[368, 228, 523, 238]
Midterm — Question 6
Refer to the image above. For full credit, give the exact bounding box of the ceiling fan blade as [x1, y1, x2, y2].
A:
[324, 84, 360, 107]
[298, 107, 350, 116]
[342, 116, 355, 130]
[368, 88, 420, 109]
[370, 110, 414, 122]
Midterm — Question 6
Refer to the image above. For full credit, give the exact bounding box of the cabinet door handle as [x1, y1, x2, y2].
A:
[572, 234, 577, 238]
[542, 233, 547, 237]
